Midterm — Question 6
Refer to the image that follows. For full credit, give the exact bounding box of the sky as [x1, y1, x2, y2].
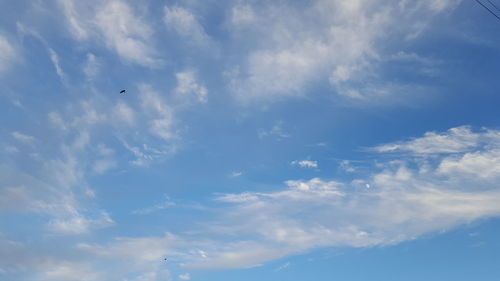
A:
[1, 0, 500, 280]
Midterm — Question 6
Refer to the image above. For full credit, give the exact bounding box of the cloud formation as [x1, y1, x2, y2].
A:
[374, 126, 498, 154]
[2, 1, 497, 281]
[225, 0, 461, 102]
[58, 0, 160, 67]
[53, 126, 500, 274]
[0, 35, 16, 73]
[11, 131, 36, 144]
[174, 70, 208, 103]
[178, 126, 500, 269]
[164, 6, 210, 46]
[291, 160, 318, 168]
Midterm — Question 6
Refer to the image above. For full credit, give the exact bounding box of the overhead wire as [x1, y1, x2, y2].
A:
[486, 0, 500, 12]
[474, 0, 500, 20]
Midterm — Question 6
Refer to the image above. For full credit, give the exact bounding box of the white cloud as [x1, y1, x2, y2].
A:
[174, 70, 208, 103]
[48, 212, 114, 235]
[190, 167, 500, 269]
[4, 145, 19, 153]
[216, 192, 260, 203]
[178, 273, 190, 280]
[291, 160, 318, 168]
[2, 99, 128, 237]
[0, 185, 43, 212]
[58, 0, 159, 67]
[0, 162, 112, 236]
[41, 126, 500, 274]
[48, 111, 67, 131]
[11, 131, 36, 144]
[0, 234, 173, 281]
[258, 122, 290, 140]
[43, 262, 102, 281]
[0, 35, 16, 73]
[389, 51, 437, 65]
[229, 4, 255, 26]
[78, 233, 182, 265]
[57, 0, 90, 40]
[96, 1, 158, 67]
[73, 100, 107, 127]
[83, 53, 100, 80]
[438, 150, 500, 180]
[274, 261, 290, 272]
[121, 141, 173, 167]
[232, 41, 327, 101]
[225, 0, 386, 101]
[140, 85, 175, 141]
[96, 144, 114, 156]
[225, 0, 461, 103]
[198, 250, 208, 258]
[229, 171, 243, 178]
[374, 126, 494, 154]
[64, 234, 175, 281]
[177, 126, 500, 269]
[164, 6, 210, 45]
[339, 160, 356, 172]
[48, 48, 65, 81]
[93, 159, 117, 174]
[46, 87, 179, 168]
[113, 101, 135, 125]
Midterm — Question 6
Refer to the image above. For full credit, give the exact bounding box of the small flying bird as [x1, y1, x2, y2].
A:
[120, 90, 126, 94]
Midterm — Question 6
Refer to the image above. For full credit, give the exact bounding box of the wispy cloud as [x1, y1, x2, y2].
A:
[274, 261, 290, 272]
[58, 0, 160, 67]
[113, 101, 136, 126]
[11, 131, 36, 144]
[0, 35, 17, 73]
[48, 212, 114, 235]
[95, 1, 159, 67]
[225, 0, 461, 103]
[177, 126, 500, 269]
[112, 126, 500, 270]
[139, 84, 176, 141]
[92, 159, 117, 174]
[339, 160, 356, 173]
[174, 70, 208, 103]
[48, 48, 66, 82]
[229, 171, 243, 178]
[229, 4, 255, 27]
[164, 6, 211, 46]
[20, 126, 500, 277]
[83, 53, 100, 80]
[258, 122, 290, 140]
[373, 126, 491, 154]
[57, 0, 90, 40]
[291, 160, 318, 169]
[2, 83, 181, 236]
[2, 1, 494, 280]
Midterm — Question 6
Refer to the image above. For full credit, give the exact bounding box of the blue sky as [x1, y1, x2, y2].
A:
[1, 0, 500, 280]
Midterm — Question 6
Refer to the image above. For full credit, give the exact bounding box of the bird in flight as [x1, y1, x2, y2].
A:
[120, 90, 126, 94]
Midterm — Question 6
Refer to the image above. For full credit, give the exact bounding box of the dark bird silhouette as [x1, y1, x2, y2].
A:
[120, 90, 126, 94]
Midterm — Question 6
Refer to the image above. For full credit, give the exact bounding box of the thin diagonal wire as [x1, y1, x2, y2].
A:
[475, 0, 500, 20]
[486, 0, 500, 11]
